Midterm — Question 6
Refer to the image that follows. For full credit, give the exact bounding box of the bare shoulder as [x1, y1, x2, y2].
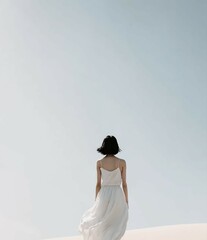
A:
[96, 159, 102, 168]
[119, 158, 126, 167]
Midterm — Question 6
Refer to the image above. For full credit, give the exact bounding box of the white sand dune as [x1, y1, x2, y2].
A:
[44, 223, 207, 240]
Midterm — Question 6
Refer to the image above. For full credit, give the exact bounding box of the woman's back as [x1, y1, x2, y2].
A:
[100, 157, 122, 186]
[99, 156, 128, 192]
[99, 156, 123, 171]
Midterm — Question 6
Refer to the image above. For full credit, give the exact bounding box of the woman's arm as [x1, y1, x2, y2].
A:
[95, 160, 101, 200]
[121, 160, 129, 206]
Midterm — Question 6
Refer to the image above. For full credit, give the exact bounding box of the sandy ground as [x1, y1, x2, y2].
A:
[44, 223, 207, 240]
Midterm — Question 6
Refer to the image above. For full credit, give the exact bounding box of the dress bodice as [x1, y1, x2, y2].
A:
[100, 159, 122, 186]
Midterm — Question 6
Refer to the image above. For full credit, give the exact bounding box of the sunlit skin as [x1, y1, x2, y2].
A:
[95, 154, 129, 207]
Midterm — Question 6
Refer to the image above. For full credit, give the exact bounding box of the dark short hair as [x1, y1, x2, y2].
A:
[97, 135, 122, 155]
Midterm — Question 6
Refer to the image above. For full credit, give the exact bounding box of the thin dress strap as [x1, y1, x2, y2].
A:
[117, 159, 120, 168]
[100, 160, 102, 168]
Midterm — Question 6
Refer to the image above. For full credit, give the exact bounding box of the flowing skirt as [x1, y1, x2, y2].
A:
[79, 185, 128, 240]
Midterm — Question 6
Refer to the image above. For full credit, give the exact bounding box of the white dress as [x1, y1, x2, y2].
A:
[78, 159, 128, 240]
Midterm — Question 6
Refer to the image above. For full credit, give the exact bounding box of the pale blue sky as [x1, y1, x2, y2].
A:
[0, 0, 206, 239]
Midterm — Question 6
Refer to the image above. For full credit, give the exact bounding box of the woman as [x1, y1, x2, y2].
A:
[78, 135, 129, 240]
